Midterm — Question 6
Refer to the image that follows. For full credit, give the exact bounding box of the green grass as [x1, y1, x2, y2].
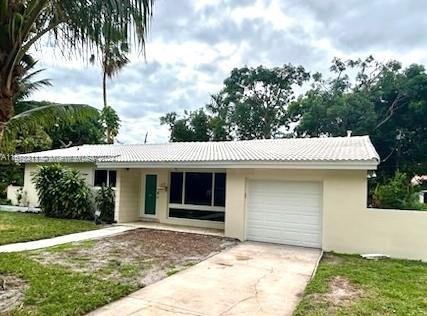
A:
[166, 262, 196, 277]
[166, 266, 181, 276]
[0, 253, 134, 316]
[0, 211, 101, 245]
[295, 253, 427, 316]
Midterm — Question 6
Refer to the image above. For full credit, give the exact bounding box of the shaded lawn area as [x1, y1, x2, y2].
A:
[0, 229, 237, 315]
[0, 211, 100, 245]
[295, 253, 427, 316]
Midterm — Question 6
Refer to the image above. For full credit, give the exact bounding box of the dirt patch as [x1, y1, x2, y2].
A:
[30, 228, 237, 288]
[309, 276, 362, 308]
[0, 224, 13, 231]
[326, 276, 362, 305]
[0, 275, 28, 313]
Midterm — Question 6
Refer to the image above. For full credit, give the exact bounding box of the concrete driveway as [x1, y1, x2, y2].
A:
[90, 242, 321, 316]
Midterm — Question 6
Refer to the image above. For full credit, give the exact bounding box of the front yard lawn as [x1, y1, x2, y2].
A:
[0, 211, 100, 245]
[295, 253, 427, 316]
[0, 229, 236, 315]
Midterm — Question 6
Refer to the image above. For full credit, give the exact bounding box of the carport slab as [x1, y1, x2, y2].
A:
[89, 242, 321, 316]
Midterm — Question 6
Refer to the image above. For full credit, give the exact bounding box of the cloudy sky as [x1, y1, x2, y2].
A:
[30, 0, 427, 144]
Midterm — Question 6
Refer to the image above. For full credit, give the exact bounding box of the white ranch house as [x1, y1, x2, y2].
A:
[11, 136, 427, 261]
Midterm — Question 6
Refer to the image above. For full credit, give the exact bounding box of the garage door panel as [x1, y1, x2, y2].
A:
[246, 180, 322, 248]
[247, 209, 321, 224]
[248, 216, 320, 227]
[249, 202, 321, 211]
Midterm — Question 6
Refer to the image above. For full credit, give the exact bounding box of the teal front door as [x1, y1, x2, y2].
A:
[144, 175, 157, 215]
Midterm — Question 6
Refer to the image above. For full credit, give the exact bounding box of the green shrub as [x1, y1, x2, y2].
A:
[0, 198, 11, 205]
[373, 171, 421, 210]
[32, 164, 94, 219]
[95, 185, 115, 223]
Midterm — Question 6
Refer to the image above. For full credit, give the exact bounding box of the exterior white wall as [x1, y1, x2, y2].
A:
[21, 163, 95, 207]
[18, 163, 427, 261]
[323, 171, 427, 261]
[225, 168, 427, 261]
[6, 185, 23, 206]
[114, 169, 141, 222]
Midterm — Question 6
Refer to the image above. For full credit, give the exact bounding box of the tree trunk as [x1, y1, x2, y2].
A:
[103, 70, 107, 108]
[0, 91, 14, 142]
[102, 70, 113, 144]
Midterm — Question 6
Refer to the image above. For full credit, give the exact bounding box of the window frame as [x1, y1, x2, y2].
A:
[168, 171, 226, 213]
[94, 169, 117, 188]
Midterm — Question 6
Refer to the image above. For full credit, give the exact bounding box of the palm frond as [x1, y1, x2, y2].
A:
[46, 0, 153, 58]
[14, 76, 53, 101]
[1, 103, 99, 153]
[13, 55, 52, 103]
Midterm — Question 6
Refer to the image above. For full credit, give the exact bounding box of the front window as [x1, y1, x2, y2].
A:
[94, 169, 117, 187]
[168, 171, 226, 222]
[170, 172, 183, 204]
[184, 172, 213, 206]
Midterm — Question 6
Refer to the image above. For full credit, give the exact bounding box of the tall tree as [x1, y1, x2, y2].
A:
[91, 39, 129, 143]
[288, 56, 427, 177]
[99, 41, 129, 109]
[160, 109, 210, 142]
[162, 65, 310, 142]
[210, 65, 309, 139]
[0, 0, 153, 144]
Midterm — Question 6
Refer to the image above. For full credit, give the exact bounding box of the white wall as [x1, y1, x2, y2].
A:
[6, 185, 23, 206]
[20, 163, 427, 261]
[225, 168, 427, 261]
[114, 168, 141, 222]
[22, 163, 95, 207]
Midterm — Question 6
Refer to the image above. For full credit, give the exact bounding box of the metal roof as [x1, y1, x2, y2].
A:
[14, 136, 380, 169]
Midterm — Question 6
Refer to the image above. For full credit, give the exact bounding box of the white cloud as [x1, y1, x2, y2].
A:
[28, 0, 427, 144]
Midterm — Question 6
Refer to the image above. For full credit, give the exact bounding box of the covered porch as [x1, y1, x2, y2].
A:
[113, 168, 226, 231]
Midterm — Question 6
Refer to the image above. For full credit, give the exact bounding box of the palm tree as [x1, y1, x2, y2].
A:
[100, 41, 130, 109]
[0, 0, 153, 144]
[91, 40, 129, 143]
[13, 54, 52, 104]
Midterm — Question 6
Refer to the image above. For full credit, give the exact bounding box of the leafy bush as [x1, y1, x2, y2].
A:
[95, 185, 115, 223]
[32, 164, 94, 219]
[0, 198, 11, 205]
[373, 171, 421, 210]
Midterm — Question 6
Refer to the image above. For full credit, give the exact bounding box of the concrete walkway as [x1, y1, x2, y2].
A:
[0, 226, 136, 253]
[89, 242, 322, 316]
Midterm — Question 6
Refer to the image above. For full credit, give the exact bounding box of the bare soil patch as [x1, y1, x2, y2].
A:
[0, 224, 13, 231]
[0, 275, 28, 313]
[30, 228, 237, 288]
[309, 276, 363, 308]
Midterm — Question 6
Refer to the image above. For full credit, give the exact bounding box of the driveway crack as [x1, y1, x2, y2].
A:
[220, 267, 274, 315]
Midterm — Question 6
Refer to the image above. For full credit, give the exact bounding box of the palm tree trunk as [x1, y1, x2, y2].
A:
[102, 70, 113, 144]
[0, 89, 14, 141]
[103, 70, 107, 108]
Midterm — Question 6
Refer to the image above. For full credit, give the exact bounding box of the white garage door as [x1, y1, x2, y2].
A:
[246, 180, 322, 248]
